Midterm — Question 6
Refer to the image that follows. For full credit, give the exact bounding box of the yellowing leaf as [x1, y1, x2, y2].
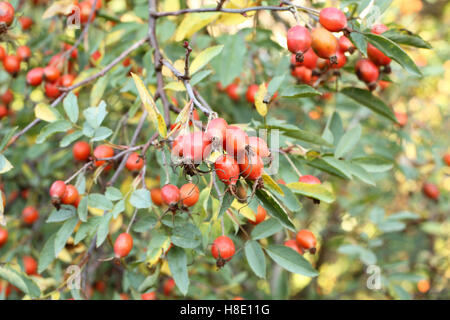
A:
[35, 103, 59, 122]
[51, 292, 61, 300]
[287, 182, 336, 204]
[88, 206, 104, 216]
[146, 237, 171, 268]
[0, 156, 13, 174]
[131, 73, 167, 138]
[231, 200, 255, 221]
[160, 260, 171, 276]
[262, 173, 284, 195]
[162, 0, 180, 15]
[255, 83, 268, 117]
[189, 45, 224, 75]
[174, 12, 221, 41]
[57, 248, 72, 262]
[173, 100, 193, 128]
[217, 1, 257, 25]
[30, 88, 44, 103]
[109, 215, 123, 234]
[164, 82, 186, 92]
[42, 0, 75, 19]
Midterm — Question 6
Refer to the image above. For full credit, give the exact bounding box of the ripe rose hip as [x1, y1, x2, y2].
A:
[211, 235, 235, 260]
[19, 16, 33, 30]
[3, 55, 21, 75]
[0, 227, 8, 248]
[223, 125, 249, 157]
[44, 65, 61, 83]
[249, 205, 266, 225]
[163, 278, 175, 296]
[417, 279, 430, 293]
[0, 104, 7, 119]
[355, 59, 379, 84]
[395, 112, 408, 127]
[371, 24, 388, 35]
[225, 83, 240, 101]
[17, 46, 31, 62]
[422, 182, 439, 200]
[26, 67, 44, 86]
[114, 232, 133, 258]
[22, 206, 39, 224]
[79, 1, 96, 24]
[287, 25, 312, 58]
[327, 50, 346, 69]
[161, 184, 180, 206]
[239, 154, 263, 180]
[296, 229, 317, 253]
[93, 144, 114, 170]
[291, 48, 318, 69]
[319, 7, 347, 32]
[248, 136, 270, 158]
[23, 256, 37, 275]
[173, 132, 211, 163]
[88, 0, 102, 10]
[73, 141, 91, 162]
[214, 155, 240, 186]
[125, 152, 144, 171]
[60, 74, 76, 87]
[284, 239, 304, 254]
[367, 43, 391, 66]
[292, 66, 312, 84]
[444, 154, 450, 166]
[49, 180, 67, 199]
[150, 188, 163, 206]
[338, 36, 355, 53]
[45, 82, 62, 99]
[0, 2, 15, 27]
[311, 28, 338, 60]
[245, 84, 259, 104]
[63, 44, 78, 59]
[205, 117, 228, 146]
[0, 46, 5, 61]
[298, 175, 321, 184]
[180, 183, 199, 207]
[61, 185, 79, 205]
[141, 291, 156, 300]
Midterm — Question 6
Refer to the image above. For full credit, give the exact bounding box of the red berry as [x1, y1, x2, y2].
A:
[44, 81, 62, 99]
[338, 36, 355, 53]
[0, 227, 8, 248]
[44, 65, 61, 83]
[225, 83, 240, 101]
[205, 117, 228, 146]
[287, 25, 312, 55]
[125, 152, 144, 171]
[19, 16, 33, 30]
[22, 206, 39, 224]
[141, 291, 157, 300]
[26, 67, 44, 86]
[0, 2, 15, 27]
[214, 155, 240, 186]
[327, 50, 346, 69]
[284, 239, 304, 254]
[17, 46, 31, 62]
[161, 184, 180, 206]
[61, 185, 79, 205]
[245, 84, 259, 104]
[319, 7, 347, 32]
[292, 66, 312, 84]
[163, 278, 175, 296]
[239, 154, 263, 180]
[60, 74, 76, 87]
[291, 48, 318, 69]
[0, 104, 7, 119]
[298, 175, 321, 184]
[114, 232, 133, 258]
[296, 230, 317, 252]
[49, 180, 67, 199]
[248, 136, 270, 158]
[355, 59, 379, 84]
[211, 235, 235, 260]
[395, 112, 408, 127]
[223, 125, 249, 157]
[3, 55, 21, 75]
[249, 205, 266, 225]
[73, 141, 91, 162]
[93, 144, 114, 170]
[88, 0, 102, 10]
[311, 28, 338, 60]
[367, 43, 391, 66]
[0, 46, 5, 61]
[444, 154, 450, 166]
[172, 132, 211, 163]
[422, 182, 439, 200]
[79, 1, 96, 24]
[150, 188, 163, 206]
[48, 53, 64, 71]
[63, 44, 78, 59]
[180, 183, 199, 207]
[23, 256, 37, 275]
[371, 24, 388, 35]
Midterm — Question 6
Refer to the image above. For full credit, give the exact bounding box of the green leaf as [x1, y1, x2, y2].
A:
[77, 197, 88, 222]
[133, 213, 157, 233]
[215, 33, 247, 87]
[46, 206, 76, 223]
[352, 155, 393, 173]
[364, 33, 422, 77]
[171, 223, 202, 249]
[167, 247, 189, 296]
[321, 157, 353, 179]
[54, 217, 79, 257]
[189, 45, 224, 75]
[90, 76, 109, 107]
[218, 191, 234, 219]
[382, 29, 432, 49]
[266, 123, 332, 147]
[265, 245, 318, 277]
[335, 124, 362, 159]
[287, 182, 335, 203]
[254, 187, 296, 231]
[83, 101, 107, 129]
[60, 130, 83, 147]
[92, 126, 113, 141]
[244, 240, 266, 278]
[105, 187, 123, 201]
[74, 217, 102, 244]
[36, 120, 72, 144]
[251, 218, 283, 240]
[0, 266, 41, 298]
[350, 32, 367, 56]
[38, 234, 57, 273]
[280, 84, 320, 98]
[111, 200, 125, 219]
[267, 73, 286, 98]
[274, 185, 303, 213]
[346, 162, 375, 186]
[338, 244, 377, 265]
[63, 91, 79, 123]
[341, 87, 397, 122]
[0, 126, 17, 151]
[88, 193, 113, 211]
[129, 189, 151, 209]
[96, 212, 112, 247]
[0, 154, 13, 174]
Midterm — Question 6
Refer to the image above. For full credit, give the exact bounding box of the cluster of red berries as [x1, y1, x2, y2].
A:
[285, 229, 317, 254]
[0, 89, 13, 119]
[151, 182, 200, 209]
[49, 180, 81, 208]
